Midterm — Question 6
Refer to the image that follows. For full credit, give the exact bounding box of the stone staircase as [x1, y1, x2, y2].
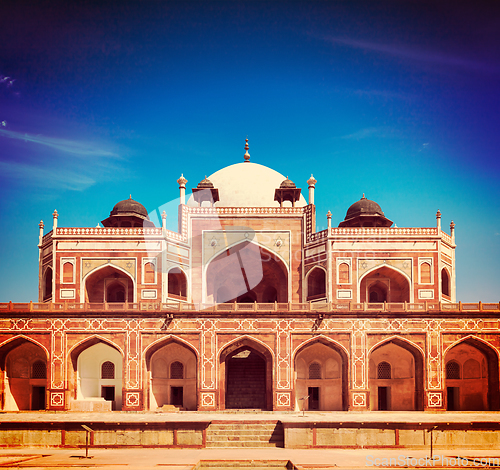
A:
[206, 421, 284, 448]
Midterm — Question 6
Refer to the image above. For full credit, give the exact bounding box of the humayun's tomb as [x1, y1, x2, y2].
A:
[1, 139, 499, 415]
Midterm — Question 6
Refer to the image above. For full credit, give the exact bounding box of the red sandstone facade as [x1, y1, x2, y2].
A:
[1, 143, 499, 413]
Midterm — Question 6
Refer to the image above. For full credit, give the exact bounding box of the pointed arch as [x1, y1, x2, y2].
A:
[219, 335, 274, 410]
[306, 266, 327, 300]
[0, 335, 50, 371]
[293, 335, 349, 411]
[441, 267, 451, 298]
[443, 335, 499, 411]
[144, 335, 199, 371]
[204, 239, 289, 304]
[81, 263, 136, 303]
[167, 266, 188, 300]
[68, 335, 124, 371]
[42, 266, 53, 301]
[144, 335, 198, 411]
[359, 265, 411, 303]
[369, 336, 424, 411]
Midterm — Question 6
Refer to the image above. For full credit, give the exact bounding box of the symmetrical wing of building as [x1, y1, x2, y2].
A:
[1, 140, 499, 413]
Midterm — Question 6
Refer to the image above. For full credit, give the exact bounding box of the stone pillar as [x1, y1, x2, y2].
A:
[161, 210, 167, 230]
[450, 220, 455, 244]
[52, 210, 58, 231]
[307, 175, 317, 205]
[177, 175, 187, 205]
[38, 220, 44, 246]
[327, 210, 332, 231]
[436, 209, 441, 232]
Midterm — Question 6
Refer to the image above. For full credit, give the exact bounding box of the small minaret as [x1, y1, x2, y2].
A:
[327, 210, 332, 230]
[162, 210, 167, 230]
[307, 174, 317, 205]
[38, 220, 44, 246]
[177, 174, 187, 205]
[244, 138, 250, 162]
[436, 209, 441, 232]
[450, 220, 455, 244]
[52, 210, 58, 231]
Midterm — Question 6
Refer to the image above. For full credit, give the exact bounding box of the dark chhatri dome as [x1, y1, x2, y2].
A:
[279, 177, 296, 189]
[197, 176, 214, 189]
[339, 194, 393, 228]
[345, 195, 384, 219]
[101, 195, 154, 228]
[110, 196, 148, 217]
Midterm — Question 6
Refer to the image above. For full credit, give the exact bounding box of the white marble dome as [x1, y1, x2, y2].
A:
[187, 161, 307, 208]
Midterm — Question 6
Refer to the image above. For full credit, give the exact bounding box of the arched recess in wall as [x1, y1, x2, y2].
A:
[293, 336, 349, 411]
[218, 336, 274, 411]
[167, 267, 188, 301]
[144, 337, 197, 411]
[83, 264, 135, 303]
[359, 266, 410, 303]
[368, 337, 424, 411]
[42, 267, 53, 301]
[0, 336, 49, 411]
[206, 241, 288, 304]
[306, 267, 326, 301]
[444, 336, 499, 411]
[68, 336, 124, 410]
[441, 268, 451, 298]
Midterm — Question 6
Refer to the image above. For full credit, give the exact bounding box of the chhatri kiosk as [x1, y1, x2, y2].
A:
[1, 140, 498, 416]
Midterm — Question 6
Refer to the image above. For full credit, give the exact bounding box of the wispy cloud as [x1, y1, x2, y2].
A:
[0, 160, 96, 191]
[337, 127, 392, 140]
[0, 128, 120, 158]
[325, 37, 500, 74]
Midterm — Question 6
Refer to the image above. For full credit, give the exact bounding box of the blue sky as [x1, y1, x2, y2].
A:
[0, 1, 499, 302]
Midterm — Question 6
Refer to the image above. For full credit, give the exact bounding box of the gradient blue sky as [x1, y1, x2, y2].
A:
[0, 1, 499, 302]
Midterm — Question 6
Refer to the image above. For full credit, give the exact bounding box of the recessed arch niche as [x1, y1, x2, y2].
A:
[206, 241, 287, 304]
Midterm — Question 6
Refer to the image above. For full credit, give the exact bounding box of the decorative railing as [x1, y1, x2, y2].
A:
[1, 301, 498, 314]
[56, 227, 164, 236]
[330, 227, 439, 236]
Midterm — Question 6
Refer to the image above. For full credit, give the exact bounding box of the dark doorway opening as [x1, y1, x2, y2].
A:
[308, 387, 319, 410]
[447, 387, 459, 411]
[102, 386, 116, 410]
[378, 386, 389, 410]
[171, 387, 184, 407]
[32, 386, 45, 410]
[226, 349, 266, 409]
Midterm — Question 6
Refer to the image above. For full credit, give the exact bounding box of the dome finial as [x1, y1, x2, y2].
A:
[129, 194, 132, 199]
[244, 137, 250, 162]
[362, 193, 366, 199]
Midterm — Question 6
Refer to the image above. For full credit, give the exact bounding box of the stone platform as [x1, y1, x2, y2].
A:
[0, 411, 499, 450]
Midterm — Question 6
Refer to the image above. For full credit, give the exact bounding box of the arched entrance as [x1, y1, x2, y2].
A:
[360, 266, 410, 303]
[206, 242, 287, 304]
[0, 338, 48, 411]
[219, 337, 273, 410]
[145, 338, 197, 411]
[307, 267, 326, 301]
[84, 265, 134, 303]
[369, 338, 424, 411]
[294, 338, 348, 411]
[444, 338, 499, 411]
[69, 338, 123, 410]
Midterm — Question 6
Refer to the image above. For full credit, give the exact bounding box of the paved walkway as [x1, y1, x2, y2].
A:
[1, 447, 500, 469]
[1, 410, 500, 423]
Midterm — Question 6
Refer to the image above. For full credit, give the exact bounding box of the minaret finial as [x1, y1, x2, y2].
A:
[244, 137, 250, 162]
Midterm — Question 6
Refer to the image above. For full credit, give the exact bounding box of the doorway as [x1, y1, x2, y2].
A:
[447, 387, 459, 411]
[308, 387, 319, 410]
[171, 387, 183, 407]
[226, 349, 266, 409]
[31, 386, 46, 410]
[378, 387, 389, 410]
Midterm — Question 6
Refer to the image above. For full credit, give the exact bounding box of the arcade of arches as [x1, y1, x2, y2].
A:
[206, 242, 287, 304]
[1, 332, 499, 412]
